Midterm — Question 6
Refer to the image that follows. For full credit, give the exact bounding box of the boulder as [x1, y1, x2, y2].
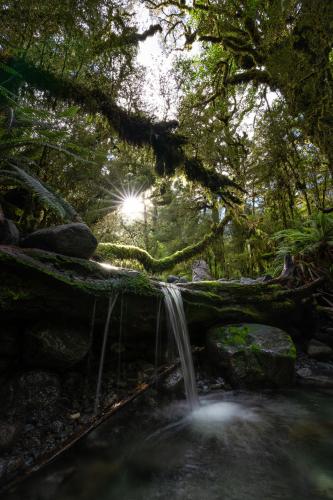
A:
[0, 219, 19, 245]
[23, 322, 90, 370]
[296, 358, 333, 388]
[307, 339, 333, 360]
[192, 260, 212, 281]
[21, 223, 97, 259]
[207, 323, 296, 388]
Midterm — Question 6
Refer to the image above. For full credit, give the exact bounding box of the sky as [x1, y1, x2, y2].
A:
[134, 3, 202, 120]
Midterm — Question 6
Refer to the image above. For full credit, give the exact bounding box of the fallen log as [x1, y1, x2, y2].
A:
[0, 245, 316, 344]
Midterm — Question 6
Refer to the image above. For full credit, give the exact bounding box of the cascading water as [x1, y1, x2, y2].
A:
[154, 297, 163, 383]
[161, 284, 199, 410]
[94, 292, 119, 414]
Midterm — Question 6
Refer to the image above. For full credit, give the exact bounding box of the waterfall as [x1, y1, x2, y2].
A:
[161, 284, 199, 410]
[154, 297, 163, 383]
[94, 292, 119, 414]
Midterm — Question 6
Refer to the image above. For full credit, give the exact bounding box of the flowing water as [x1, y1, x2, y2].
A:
[6, 286, 333, 500]
[161, 284, 199, 410]
[8, 388, 333, 500]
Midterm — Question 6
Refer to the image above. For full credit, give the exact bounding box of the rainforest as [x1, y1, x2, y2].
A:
[0, 1, 332, 499]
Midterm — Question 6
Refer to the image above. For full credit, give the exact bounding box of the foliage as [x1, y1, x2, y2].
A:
[98, 214, 231, 273]
[274, 212, 333, 280]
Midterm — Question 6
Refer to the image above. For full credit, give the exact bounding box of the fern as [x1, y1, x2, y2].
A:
[273, 212, 333, 279]
[1, 162, 80, 222]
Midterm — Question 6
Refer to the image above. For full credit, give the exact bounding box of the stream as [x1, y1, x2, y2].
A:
[7, 387, 333, 500]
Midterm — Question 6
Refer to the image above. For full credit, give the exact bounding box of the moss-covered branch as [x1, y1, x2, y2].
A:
[98, 214, 232, 272]
[0, 53, 243, 199]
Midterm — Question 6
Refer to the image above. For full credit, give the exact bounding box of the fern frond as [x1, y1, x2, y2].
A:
[0, 162, 80, 222]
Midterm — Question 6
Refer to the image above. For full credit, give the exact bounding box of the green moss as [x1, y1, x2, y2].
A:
[97, 215, 231, 273]
[224, 325, 250, 346]
[288, 344, 297, 359]
[0, 247, 159, 299]
[250, 343, 261, 353]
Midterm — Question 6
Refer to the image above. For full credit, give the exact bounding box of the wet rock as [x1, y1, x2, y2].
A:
[296, 355, 333, 388]
[17, 370, 61, 417]
[0, 421, 21, 450]
[21, 222, 97, 259]
[207, 323, 296, 388]
[307, 339, 333, 360]
[192, 260, 212, 281]
[24, 321, 90, 370]
[0, 219, 19, 245]
[160, 368, 185, 397]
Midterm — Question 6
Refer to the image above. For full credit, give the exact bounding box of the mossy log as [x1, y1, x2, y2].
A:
[0, 246, 315, 343]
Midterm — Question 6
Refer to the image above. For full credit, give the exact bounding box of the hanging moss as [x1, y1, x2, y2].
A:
[98, 215, 232, 272]
[0, 54, 244, 198]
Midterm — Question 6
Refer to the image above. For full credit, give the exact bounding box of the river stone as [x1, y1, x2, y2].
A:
[0, 219, 20, 245]
[307, 339, 333, 360]
[24, 322, 90, 370]
[21, 223, 97, 259]
[207, 323, 296, 388]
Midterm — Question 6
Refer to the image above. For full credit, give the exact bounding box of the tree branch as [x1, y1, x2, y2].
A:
[98, 213, 232, 272]
[228, 69, 271, 85]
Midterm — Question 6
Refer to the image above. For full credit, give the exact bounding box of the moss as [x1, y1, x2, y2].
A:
[97, 215, 231, 273]
[0, 247, 159, 299]
[223, 325, 250, 346]
[288, 343, 297, 359]
[0, 286, 32, 309]
[250, 343, 261, 353]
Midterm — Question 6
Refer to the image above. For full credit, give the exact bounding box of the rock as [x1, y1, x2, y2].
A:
[307, 339, 333, 360]
[240, 277, 257, 284]
[0, 219, 19, 245]
[207, 323, 296, 388]
[0, 421, 21, 450]
[192, 260, 212, 281]
[24, 321, 90, 370]
[313, 331, 333, 348]
[296, 361, 333, 388]
[167, 275, 188, 284]
[160, 368, 185, 397]
[21, 223, 97, 259]
[17, 371, 61, 417]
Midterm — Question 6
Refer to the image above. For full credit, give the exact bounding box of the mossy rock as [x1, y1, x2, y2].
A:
[23, 321, 90, 370]
[207, 323, 296, 388]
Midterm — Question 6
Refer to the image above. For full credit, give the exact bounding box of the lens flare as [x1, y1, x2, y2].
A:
[119, 193, 144, 221]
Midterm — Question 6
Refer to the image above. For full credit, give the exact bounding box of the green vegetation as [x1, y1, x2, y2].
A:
[0, 0, 332, 279]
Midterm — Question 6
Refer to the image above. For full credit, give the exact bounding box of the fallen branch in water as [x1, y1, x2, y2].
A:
[0, 363, 178, 496]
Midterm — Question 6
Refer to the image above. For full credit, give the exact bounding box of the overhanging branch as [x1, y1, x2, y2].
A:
[98, 214, 232, 273]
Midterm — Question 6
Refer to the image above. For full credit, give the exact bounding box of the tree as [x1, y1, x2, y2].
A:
[146, 0, 333, 176]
